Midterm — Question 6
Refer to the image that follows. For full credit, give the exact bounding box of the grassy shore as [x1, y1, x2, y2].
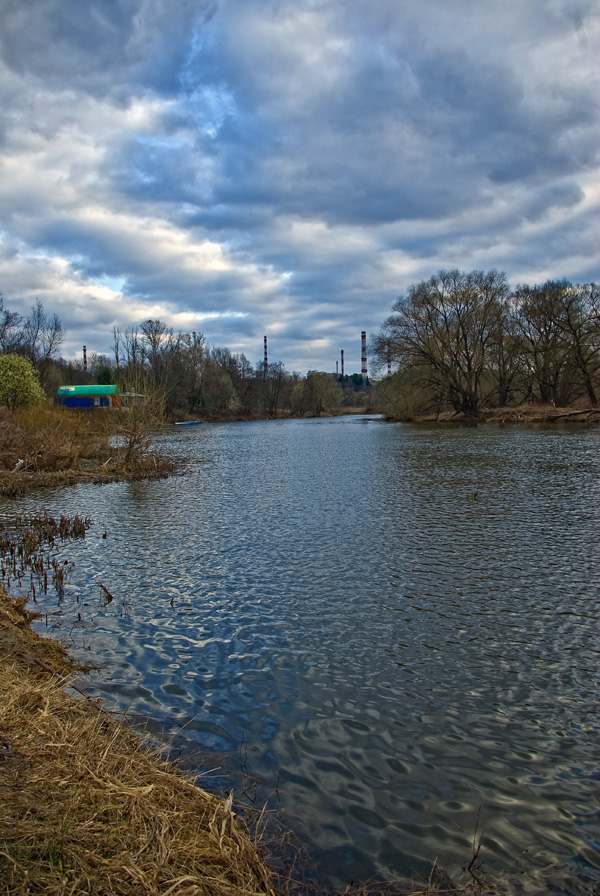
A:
[0, 586, 282, 896]
[0, 405, 177, 497]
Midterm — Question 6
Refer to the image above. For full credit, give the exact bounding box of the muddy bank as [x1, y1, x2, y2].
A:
[396, 404, 600, 426]
[479, 404, 600, 425]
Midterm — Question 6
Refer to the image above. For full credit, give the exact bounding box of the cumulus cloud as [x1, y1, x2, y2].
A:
[0, 0, 598, 372]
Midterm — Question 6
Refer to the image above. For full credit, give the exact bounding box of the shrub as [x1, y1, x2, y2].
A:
[0, 354, 46, 410]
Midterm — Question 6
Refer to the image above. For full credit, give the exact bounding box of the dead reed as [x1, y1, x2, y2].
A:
[0, 405, 110, 473]
[0, 405, 176, 495]
[0, 658, 279, 896]
[0, 511, 91, 603]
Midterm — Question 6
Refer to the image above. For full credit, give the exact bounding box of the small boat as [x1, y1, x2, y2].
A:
[174, 420, 201, 426]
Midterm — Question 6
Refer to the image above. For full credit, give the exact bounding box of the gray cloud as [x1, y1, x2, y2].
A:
[0, 0, 216, 96]
[0, 0, 598, 373]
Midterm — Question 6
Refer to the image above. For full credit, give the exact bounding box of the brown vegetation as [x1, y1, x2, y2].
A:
[0, 588, 279, 896]
[480, 403, 600, 425]
[373, 273, 600, 420]
[402, 403, 600, 426]
[0, 405, 176, 496]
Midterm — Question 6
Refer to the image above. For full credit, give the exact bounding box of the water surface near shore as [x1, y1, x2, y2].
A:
[7, 417, 600, 893]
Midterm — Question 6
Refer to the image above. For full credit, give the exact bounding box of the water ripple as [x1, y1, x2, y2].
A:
[8, 418, 600, 894]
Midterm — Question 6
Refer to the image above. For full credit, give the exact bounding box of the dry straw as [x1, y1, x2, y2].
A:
[0, 405, 176, 496]
[0, 590, 278, 896]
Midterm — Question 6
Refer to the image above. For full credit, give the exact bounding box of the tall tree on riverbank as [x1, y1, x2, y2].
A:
[514, 280, 600, 407]
[112, 322, 207, 415]
[552, 283, 599, 407]
[0, 297, 23, 354]
[0, 298, 65, 394]
[513, 280, 572, 405]
[292, 372, 342, 416]
[373, 269, 509, 417]
[20, 300, 64, 368]
[374, 272, 600, 418]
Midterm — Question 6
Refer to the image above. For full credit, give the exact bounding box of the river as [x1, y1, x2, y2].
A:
[5, 417, 600, 893]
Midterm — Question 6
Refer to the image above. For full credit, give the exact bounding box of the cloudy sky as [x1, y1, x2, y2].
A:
[1, 0, 599, 374]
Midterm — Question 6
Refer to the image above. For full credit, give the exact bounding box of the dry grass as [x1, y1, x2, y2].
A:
[0, 405, 176, 495]
[0, 590, 278, 896]
[412, 403, 600, 426]
[480, 403, 600, 425]
[0, 405, 109, 472]
[0, 589, 78, 678]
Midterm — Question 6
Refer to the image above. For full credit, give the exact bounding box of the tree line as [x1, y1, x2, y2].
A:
[103, 321, 366, 417]
[0, 297, 370, 418]
[372, 271, 599, 419]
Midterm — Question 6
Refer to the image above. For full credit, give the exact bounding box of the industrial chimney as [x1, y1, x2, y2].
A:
[341, 349, 344, 377]
[263, 335, 268, 374]
[361, 331, 367, 382]
[83, 345, 87, 373]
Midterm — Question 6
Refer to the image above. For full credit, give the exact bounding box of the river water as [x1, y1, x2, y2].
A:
[5, 417, 600, 893]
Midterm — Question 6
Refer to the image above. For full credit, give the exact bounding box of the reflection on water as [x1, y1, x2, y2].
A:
[7, 418, 600, 894]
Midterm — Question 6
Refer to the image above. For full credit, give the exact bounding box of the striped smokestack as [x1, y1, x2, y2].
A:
[83, 345, 87, 373]
[361, 331, 367, 381]
[341, 349, 344, 377]
[263, 335, 268, 374]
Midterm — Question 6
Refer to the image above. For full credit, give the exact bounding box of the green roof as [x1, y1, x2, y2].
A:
[57, 385, 119, 396]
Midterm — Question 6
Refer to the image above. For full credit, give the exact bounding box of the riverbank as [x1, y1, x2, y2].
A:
[174, 406, 371, 424]
[0, 586, 281, 896]
[10, 400, 595, 497]
[0, 405, 177, 497]
[394, 403, 600, 426]
[480, 404, 600, 425]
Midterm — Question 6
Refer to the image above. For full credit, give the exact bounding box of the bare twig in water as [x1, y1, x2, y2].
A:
[98, 582, 115, 605]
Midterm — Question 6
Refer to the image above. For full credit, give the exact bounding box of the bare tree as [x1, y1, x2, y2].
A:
[258, 360, 288, 416]
[112, 325, 123, 369]
[485, 301, 525, 408]
[374, 269, 509, 417]
[121, 326, 143, 378]
[514, 281, 577, 405]
[140, 318, 173, 384]
[551, 283, 599, 406]
[110, 377, 167, 471]
[160, 330, 204, 414]
[21, 299, 64, 365]
[0, 296, 23, 353]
